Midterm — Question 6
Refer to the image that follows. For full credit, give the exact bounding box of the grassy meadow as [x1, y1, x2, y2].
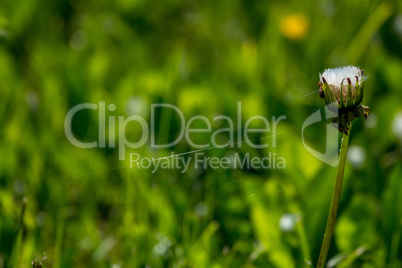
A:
[0, 0, 401, 267]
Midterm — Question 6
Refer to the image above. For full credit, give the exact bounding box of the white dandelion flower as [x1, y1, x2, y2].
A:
[319, 65, 366, 109]
[318, 65, 370, 134]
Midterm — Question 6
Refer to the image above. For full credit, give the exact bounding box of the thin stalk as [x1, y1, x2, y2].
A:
[317, 125, 350, 268]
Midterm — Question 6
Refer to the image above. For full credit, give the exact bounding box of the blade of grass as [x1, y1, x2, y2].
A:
[10, 197, 27, 268]
[296, 218, 312, 267]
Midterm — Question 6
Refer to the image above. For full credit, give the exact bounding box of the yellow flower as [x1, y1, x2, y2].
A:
[279, 13, 309, 40]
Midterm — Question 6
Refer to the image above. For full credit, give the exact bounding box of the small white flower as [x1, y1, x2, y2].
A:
[347, 145, 366, 169]
[318, 65, 370, 134]
[279, 213, 301, 232]
[319, 65, 365, 108]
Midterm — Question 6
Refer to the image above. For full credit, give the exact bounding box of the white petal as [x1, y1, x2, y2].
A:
[320, 65, 364, 86]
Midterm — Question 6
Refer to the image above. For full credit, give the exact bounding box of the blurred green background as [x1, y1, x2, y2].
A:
[0, 0, 401, 267]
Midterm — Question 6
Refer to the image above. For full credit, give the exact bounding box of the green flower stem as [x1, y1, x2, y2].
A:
[317, 124, 351, 268]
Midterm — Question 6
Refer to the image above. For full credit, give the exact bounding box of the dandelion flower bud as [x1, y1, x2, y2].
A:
[318, 65, 370, 134]
[319, 65, 365, 109]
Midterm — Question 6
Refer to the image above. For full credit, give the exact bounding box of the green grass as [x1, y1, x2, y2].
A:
[1, 0, 402, 267]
